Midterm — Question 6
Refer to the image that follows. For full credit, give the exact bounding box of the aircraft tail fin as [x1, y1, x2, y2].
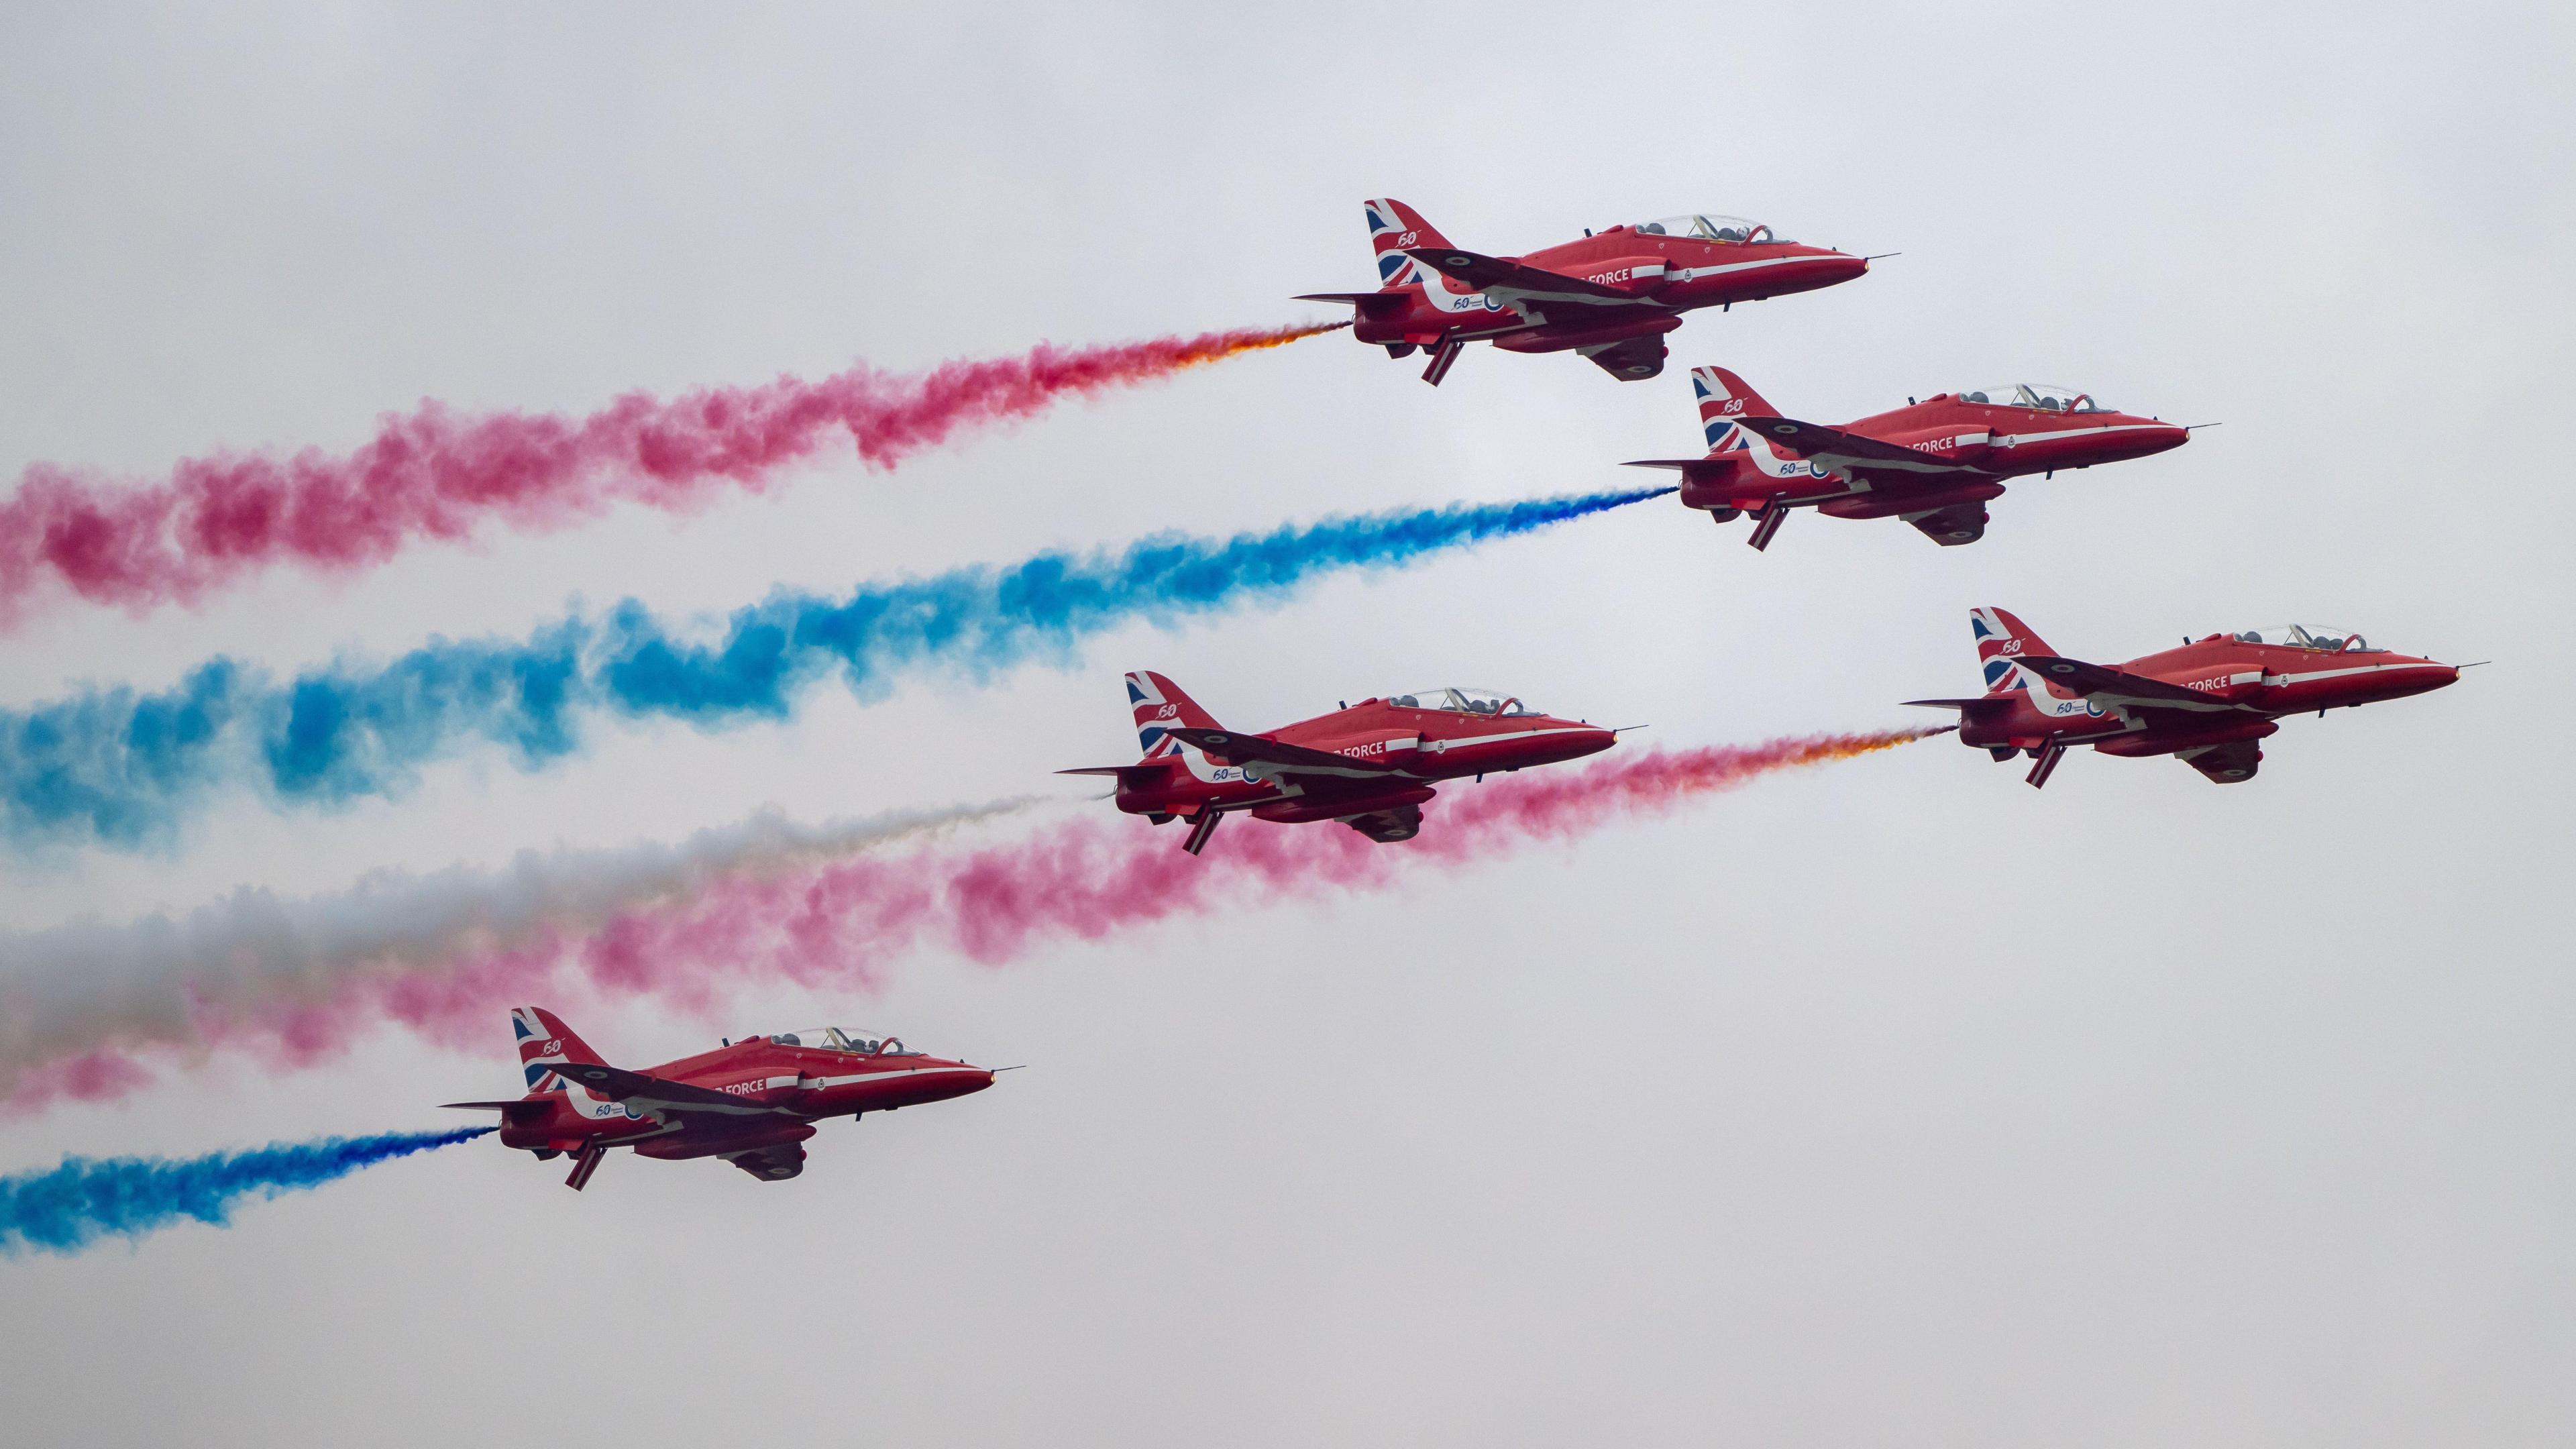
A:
[1972, 607, 2059, 696]
[1690, 366, 1783, 451]
[1366, 198, 1454, 290]
[513, 1006, 606, 1097]
[1127, 672, 1222, 761]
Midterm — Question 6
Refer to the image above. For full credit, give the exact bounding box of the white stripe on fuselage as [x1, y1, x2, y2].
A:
[1477, 253, 1831, 316]
[1988, 422, 2174, 449]
[1419, 726, 1600, 754]
[2261, 661, 2447, 688]
[1665, 253, 1834, 284]
[1415, 252, 1831, 325]
[1728, 419, 2175, 501]
[2013, 658, 2449, 737]
[806, 1065, 990, 1090]
[1231, 725, 1600, 786]
[676, 1065, 990, 1099]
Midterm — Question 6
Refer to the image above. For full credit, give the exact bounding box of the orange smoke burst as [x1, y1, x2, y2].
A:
[1179, 319, 1353, 362]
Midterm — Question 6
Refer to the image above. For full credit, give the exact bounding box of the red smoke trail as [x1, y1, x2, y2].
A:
[9, 729, 1935, 1110]
[0, 321, 1345, 623]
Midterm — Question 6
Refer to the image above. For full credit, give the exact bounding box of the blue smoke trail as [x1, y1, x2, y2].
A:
[0, 487, 1670, 849]
[0, 1126, 492, 1256]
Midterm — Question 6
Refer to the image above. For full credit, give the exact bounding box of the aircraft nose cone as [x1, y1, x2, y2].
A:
[2379, 657, 2460, 698]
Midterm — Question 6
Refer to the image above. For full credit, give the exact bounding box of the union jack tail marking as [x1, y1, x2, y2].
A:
[513, 1006, 606, 1097]
[1972, 607, 2057, 696]
[1690, 366, 1782, 451]
[1364, 197, 1452, 291]
[1126, 672, 1222, 760]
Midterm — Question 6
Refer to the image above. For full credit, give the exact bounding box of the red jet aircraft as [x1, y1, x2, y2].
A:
[1297, 199, 1870, 385]
[443, 1008, 996, 1189]
[1062, 671, 1619, 854]
[1907, 608, 2461, 788]
[1628, 367, 2193, 549]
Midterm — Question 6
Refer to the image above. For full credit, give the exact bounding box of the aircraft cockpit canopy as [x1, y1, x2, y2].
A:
[1636, 213, 1781, 244]
[1958, 382, 2107, 413]
[1387, 686, 1538, 716]
[2231, 625, 2374, 653]
[765, 1026, 916, 1056]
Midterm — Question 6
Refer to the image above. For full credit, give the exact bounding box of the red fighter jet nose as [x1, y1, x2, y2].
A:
[2356, 655, 2462, 704]
[1567, 725, 1620, 759]
[2398, 659, 2463, 702]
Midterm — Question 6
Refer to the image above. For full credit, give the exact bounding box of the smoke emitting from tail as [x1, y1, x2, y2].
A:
[0, 798, 1037, 1111]
[9, 729, 1932, 1108]
[0, 486, 1664, 851]
[0, 321, 1346, 626]
[0, 1126, 491, 1256]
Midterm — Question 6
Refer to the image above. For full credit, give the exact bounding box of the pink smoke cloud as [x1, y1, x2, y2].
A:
[0, 321, 1343, 625]
[9, 731, 1937, 1112]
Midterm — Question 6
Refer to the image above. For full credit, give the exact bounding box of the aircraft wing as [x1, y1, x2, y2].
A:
[1582, 333, 1668, 380]
[541, 1061, 785, 1118]
[724, 1141, 810, 1182]
[1904, 501, 1992, 547]
[1342, 803, 1425, 843]
[2014, 655, 2249, 716]
[1735, 416, 1951, 468]
[1163, 727, 1407, 780]
[2179, 737, 2263, 784]
[1399, 247, 1641, 303]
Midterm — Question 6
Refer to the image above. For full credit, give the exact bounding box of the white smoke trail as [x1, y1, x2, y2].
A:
[0, 797, 1038, 1102]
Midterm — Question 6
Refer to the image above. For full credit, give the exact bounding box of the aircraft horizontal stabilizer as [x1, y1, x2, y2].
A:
[1901, 696, 2008, 725]
[1291, 292, 1413, 317]
[1057, 765, 1166, 786]
[1621, 458, 1730, 478]
[439, 1099, 550, 1118]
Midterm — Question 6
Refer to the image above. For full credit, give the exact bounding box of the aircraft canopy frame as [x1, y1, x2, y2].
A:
[1386, 687, 1541, 716]
[1636, 213, 1781, 244]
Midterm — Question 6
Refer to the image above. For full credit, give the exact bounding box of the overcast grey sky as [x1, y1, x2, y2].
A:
[3, 3, 2573, 1445]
